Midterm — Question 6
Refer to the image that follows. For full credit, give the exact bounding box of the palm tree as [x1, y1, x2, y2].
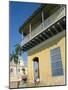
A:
[10, 52, 18, 74]
[10, 52, 18, 63]
[10, 52, 20, 87]
[15, 43, 23, 73]
[15, 43, 22, 73]
[15, 43, 22, 87]
[15, 43, 22, 56]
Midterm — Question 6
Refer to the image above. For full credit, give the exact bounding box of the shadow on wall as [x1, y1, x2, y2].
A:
[28, 34, 65, 56]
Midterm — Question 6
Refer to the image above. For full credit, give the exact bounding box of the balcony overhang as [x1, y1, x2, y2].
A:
[21, 16, 66, 51]
[19, 4, 60, 35]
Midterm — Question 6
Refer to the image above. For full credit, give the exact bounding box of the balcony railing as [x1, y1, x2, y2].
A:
[21, 6, 65, 46]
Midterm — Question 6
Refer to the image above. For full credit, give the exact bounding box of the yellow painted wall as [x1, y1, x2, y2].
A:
[27, 31, 65, 86]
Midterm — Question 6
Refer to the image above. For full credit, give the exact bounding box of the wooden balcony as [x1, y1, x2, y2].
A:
[21, 6, 66, 51]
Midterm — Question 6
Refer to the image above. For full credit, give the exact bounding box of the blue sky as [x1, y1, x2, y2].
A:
[9, 1, 41, 65]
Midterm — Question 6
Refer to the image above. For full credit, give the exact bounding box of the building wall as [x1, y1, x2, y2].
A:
[10, 64, 22, 82]
[10, 59, 27, 82]
[27, 31, 65, 85]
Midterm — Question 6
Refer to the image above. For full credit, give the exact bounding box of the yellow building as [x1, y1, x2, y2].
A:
[19, 4, 66, 86]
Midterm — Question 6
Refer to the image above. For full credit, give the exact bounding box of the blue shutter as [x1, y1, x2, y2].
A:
[50, 47, 63, 76]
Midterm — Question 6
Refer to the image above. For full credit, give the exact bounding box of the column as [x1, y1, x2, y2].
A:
[22, 32, 24, 40]
[22, 32, 24, 45]
[29, 24, 31, 39]
[41, 11, 44, 28]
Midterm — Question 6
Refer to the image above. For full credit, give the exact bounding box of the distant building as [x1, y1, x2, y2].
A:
[19, 4, 66, 86]
[10, 56, 27, 87]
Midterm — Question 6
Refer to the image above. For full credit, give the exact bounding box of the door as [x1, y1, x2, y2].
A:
[33, 57, 40, 81]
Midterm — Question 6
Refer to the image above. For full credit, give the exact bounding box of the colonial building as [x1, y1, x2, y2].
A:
[19, 4, 66, 86]
[10, 56, 27, 88]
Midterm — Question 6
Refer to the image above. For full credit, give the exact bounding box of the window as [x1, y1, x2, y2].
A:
[50, 47, 63, 76]
[10, 68, 13, 73]
[18, 69, 20, 72]
[22, 68, 25, 74]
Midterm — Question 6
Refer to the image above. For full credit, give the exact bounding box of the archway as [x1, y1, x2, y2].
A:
[33, 57, 40, 82]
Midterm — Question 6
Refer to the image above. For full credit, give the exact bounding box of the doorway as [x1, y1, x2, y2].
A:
[33, 57, 40, 81]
